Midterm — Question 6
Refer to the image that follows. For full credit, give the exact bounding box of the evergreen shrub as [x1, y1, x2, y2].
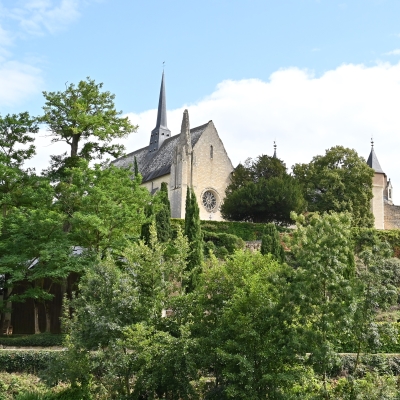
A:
[202, 231, 245, 253]
[172, 219, 289, 241]
[0, 334, 65, 348]
[0, 350, 62, 373]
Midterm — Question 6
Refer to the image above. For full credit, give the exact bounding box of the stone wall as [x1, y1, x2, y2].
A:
[245, 240, 262, 252]
[191, 122, 234, 221]
[384, 203, 400, 229]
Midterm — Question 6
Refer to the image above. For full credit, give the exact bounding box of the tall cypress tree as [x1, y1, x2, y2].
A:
[155, 182, 171, 243]
[261, 223, 285, 262]
[134, 156, 139, 177]
[184, 188, 203, 291]
[184, 186, 192, 237]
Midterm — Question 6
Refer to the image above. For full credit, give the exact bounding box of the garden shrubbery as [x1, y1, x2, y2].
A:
[0, 334, 65, 348]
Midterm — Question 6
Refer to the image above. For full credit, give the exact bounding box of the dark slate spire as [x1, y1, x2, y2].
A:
[273, 141, 277, 158]
[148, 71, 171, 155]
[367, 138, 384, 174]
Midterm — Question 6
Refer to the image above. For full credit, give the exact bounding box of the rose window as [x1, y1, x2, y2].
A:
[202, 190, 217, 212]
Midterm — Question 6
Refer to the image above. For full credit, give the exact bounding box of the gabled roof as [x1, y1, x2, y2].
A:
[112, 122, 209, 182]
[367, 146, 384, 174]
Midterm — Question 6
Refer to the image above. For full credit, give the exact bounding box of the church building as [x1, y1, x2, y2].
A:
[367, 141, 400, 229]
[113, 73, 234, 220]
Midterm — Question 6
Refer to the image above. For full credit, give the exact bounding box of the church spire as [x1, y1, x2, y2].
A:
[148, 71, 171, 155]
[367, 138, 384, 174]
[156, 70, 167, 129]
[273, 141, 277, 158]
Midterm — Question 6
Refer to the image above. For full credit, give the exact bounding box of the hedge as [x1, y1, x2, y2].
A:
[172, 219, 288, 241]
[0, 334, 65, 347]
[202, 231, 245, 253]
[0, 350, 63, 373]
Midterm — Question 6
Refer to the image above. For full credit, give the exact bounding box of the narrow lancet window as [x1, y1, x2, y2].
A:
[210, 145, 213, 159]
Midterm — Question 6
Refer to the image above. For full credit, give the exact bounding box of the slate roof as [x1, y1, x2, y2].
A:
[367, 147, 384, 174]
[112, 122, 209, 183]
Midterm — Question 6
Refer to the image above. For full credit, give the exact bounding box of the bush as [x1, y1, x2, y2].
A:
[0, 372, 49, 400]
[0, 334, 65, 348]
[172, 219, 289, 241]
[0, 350, 63, 373]
[202, 231, 244, 254]
[352, 227, 400, 258]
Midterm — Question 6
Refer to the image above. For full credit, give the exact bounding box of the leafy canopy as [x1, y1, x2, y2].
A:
[41, 77, 137, 168]
[221, 155, 305, 224]
[293, 146, 374, 227]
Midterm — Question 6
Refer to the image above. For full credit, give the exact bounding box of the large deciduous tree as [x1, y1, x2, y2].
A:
[0, 112, 38, 217]
[40, 77, 137, 173]
[221, 155, 305, 224]
[293, 146, 374, 227]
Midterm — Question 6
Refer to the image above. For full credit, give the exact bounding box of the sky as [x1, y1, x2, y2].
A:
[1, 0, 400, 201]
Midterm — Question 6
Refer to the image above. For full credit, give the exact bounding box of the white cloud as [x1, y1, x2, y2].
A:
[0, 60, 43, 106]
[10, 0, 81, 35]
[109, 62, 400, 203]
[384, 49, 400, 56]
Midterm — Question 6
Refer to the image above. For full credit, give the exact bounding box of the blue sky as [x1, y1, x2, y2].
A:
[1, 0, 400, 200]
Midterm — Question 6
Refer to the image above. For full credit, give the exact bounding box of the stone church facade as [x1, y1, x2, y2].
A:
[367, 142, 400, 229]
[113, 73, 234, 221]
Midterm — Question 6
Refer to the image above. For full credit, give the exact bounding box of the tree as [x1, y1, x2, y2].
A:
[40, 77, 137, 173]
[221, 174, 305, 224]
[60, 227, 192, 397]
[154, 182, 171, 243]
[190, 250, 301, 399]
[0, 179, 86, 334]
[289, 212, 356, 398]
[293, 146, 374, 227]
[184, 188, 203, 290]
[57, 161, 150, 256]
[0, 112, 38, 217]
[221, 155, 305, 224]
[261, 223, 285, 262]
[348, 234, 398, 377]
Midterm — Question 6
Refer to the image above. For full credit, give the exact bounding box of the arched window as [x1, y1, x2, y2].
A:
[210, 145, 213, 159]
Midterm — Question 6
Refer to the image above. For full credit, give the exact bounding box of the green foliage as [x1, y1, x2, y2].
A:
[293, 146, 374, 227]
[289, 212, 356, 391]
[0, 112, 37, 168]
[0, 334, 65, 347]
[173, 219, 289, 241]
[202, 231, 245, 254]
[192, 250, 300, 399]
[261, 223, 285, 262]
[0, 372, 50, 400]
[40, 77, 136, 168]
[0, 350, 61, 373]
[154, 182, 171, 243]
[54, 232, 191, 396]
[123, 323, 198, 400]
[222, 155, 305, 224]
[60, 161, 149, 255]
[184, 189, 203, 290]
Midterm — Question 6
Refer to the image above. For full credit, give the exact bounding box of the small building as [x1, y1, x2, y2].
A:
[113, 72, 234, 220]
[367, 141, 400, 229]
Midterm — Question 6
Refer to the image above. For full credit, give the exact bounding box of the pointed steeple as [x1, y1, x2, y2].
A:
[367, 138, 384, 174]
[273, 141, 277, 158]
[148, 71, 171, 155]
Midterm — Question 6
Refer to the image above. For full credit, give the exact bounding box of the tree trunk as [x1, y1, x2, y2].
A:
[0, 286, 12, 335]
[33, 301, 40, 334]
[44, 302, 51, 333]
[71, 134, 80, 158]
